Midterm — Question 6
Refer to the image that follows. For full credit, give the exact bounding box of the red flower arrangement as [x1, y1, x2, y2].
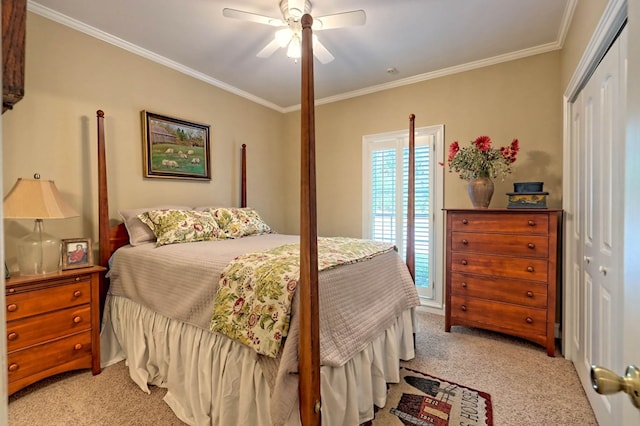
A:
[446, 135, 519, 181]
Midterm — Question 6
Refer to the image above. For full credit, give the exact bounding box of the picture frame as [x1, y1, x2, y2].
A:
[61, 238, 93, 270]
[141, 110, 211, 180]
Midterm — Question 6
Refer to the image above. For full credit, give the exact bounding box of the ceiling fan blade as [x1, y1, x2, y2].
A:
[222, 8, 284, 27]
[312, 36, 334, 64]
[313, 10, 366, 30]
[256, 39, 281, 58]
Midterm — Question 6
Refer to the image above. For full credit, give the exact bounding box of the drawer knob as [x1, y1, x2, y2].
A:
[528, 220, 536, 226]
[7, 332, 18, 341]
[8, 363, 19, 372]
[7, 304, 17, 312]
[461, 282, 468, 288]
[73, 290, 82, 298]
[526, 317, 533, 324]
[461, 305, 467, 311]
[461, 219, 468, 225]
[527, 266, 534, 272]
[461, 239, 469, 245]
[528, 243, 535, 249]
[526, 291, 534, 298]
[74, 343, 83, 351]
[461, 260, 468, 266]
[73, 316, 82, 324]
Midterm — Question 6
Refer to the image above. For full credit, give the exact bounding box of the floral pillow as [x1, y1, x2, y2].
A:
[138, 209, 226, 246]
[203, 207, 272, 238]
[120, 205, 190, 246]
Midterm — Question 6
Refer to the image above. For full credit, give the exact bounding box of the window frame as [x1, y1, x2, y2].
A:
[362, 125, 444, 308]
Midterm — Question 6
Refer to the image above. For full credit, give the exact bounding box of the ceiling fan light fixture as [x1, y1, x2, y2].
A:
[275, 28, 293, 47]
[286, 34, 302, 59]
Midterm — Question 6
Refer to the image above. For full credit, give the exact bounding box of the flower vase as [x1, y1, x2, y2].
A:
[467, 177, 494, 208]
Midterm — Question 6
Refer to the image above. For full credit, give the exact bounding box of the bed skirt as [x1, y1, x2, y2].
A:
[100, 294, 416, 425]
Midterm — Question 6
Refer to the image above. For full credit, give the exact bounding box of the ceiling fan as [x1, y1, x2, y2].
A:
[222, 0, 366, 64]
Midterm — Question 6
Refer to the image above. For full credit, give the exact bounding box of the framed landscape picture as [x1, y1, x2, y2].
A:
[142, 111, 211, 180]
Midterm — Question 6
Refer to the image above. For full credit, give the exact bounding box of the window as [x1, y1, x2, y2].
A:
[362, 125, 444, 305]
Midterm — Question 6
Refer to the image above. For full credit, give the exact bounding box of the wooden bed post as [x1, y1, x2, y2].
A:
[241, 144, 247, 208]
[406, 114, 416, 281]
[96, 110, 110, 315]
[299, 13, 321, 426]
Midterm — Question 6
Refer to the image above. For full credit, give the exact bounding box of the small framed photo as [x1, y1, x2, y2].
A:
[61, 238, 93, 270]
[141, 110, 211, 181]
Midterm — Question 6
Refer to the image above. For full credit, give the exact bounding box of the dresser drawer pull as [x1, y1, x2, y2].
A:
[526, 266, 534, 272]
[8, 363, 19, 372]
[461, 219, 468, 225]
[74, 343, 83, 351]
[528, 243, 535, 249]
[461, 239, 469, 245]
[73, 316, 82, 324]
[461, 260, 468, 265]
[526, 291, 534, 298]
[526, 317, 533, 324]
[461, 282, 468, 288]
[528, 220, 536, 226]
[7, 332, 18, 341]
[460, 305, 467, 311]
[73, 290, 82, 298]
[7, 304, 17, 312]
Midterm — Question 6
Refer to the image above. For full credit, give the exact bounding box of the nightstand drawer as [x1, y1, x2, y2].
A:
[449, 212, 550, 234]
[6, 280, 90, 321]
[450, 296, 547, 336]
[451, 232, 549, 258]
[7, 331, 92, 384]
[7, 305, 91, 352]
[450, 272, 547, 308]
[450, 252, 548, 282]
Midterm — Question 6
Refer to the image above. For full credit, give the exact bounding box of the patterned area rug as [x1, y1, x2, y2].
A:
[374, 367, 493, 425]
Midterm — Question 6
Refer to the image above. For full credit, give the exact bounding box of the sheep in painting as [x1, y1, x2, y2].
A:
[164, 148, 174, 154]
[179, 153, 188, 159]
[187, 150, 194, 155]
[191, 158, 200, 164]
[167, 160, 179, 168]
[162, 159, 169, 166]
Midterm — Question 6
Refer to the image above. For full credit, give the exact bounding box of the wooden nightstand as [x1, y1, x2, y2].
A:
[6, 265, 105, 395]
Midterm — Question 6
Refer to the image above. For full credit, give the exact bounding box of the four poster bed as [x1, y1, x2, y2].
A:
[98, 15, 420, 426]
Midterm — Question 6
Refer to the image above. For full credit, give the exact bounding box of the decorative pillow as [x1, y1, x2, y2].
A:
[203, 207, 271, 238]
[138, 209, 226, 246]
[119, 205, 190, 246]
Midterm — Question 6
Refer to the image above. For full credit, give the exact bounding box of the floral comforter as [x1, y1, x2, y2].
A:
[210, 237, 395, 357]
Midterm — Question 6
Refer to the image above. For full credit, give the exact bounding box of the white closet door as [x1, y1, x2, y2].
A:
[571, 28, 626, 426]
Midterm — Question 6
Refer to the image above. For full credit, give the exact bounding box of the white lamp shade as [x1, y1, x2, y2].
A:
[3, 178, 79, 219]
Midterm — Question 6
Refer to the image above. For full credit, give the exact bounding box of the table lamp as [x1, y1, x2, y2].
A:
[3, 174, 79, 275]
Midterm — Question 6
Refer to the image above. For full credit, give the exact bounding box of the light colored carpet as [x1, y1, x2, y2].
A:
[8, 310, 597, 425]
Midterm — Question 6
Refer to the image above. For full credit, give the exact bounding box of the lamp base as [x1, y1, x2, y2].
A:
[17, 219, 61, 275]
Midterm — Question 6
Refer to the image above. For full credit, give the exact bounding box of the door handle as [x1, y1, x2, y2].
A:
[590, 365, 640, 408]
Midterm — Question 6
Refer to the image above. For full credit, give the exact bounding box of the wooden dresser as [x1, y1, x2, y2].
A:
[6, 266, 105, 395]
[444, 209, 561, 356]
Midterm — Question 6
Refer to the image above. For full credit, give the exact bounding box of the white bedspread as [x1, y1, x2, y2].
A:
[104, 233, 420, 424]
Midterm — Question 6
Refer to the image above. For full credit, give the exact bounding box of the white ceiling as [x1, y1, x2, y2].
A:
[29, 0, 575, 112]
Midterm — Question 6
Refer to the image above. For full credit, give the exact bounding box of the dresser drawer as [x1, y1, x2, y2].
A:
[451, 232, 549, 257]
[450, 272, 547, 308]
[450, 252, 548, 282]
[7, 331, 92, 383]
[7, 305, 91, 352]
[450, 296, 547, 336]
[6, 280, 90, 321]
[449, 211, 550, 234]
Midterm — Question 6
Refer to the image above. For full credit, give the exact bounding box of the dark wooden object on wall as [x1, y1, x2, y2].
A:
[2, 0, 26, 113]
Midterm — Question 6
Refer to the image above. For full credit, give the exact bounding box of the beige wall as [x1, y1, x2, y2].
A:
[3, 5, 611, 265]
[560, 0, 609, 92]
[2, 13, 287, 270]
[283, 52, 563, 237]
